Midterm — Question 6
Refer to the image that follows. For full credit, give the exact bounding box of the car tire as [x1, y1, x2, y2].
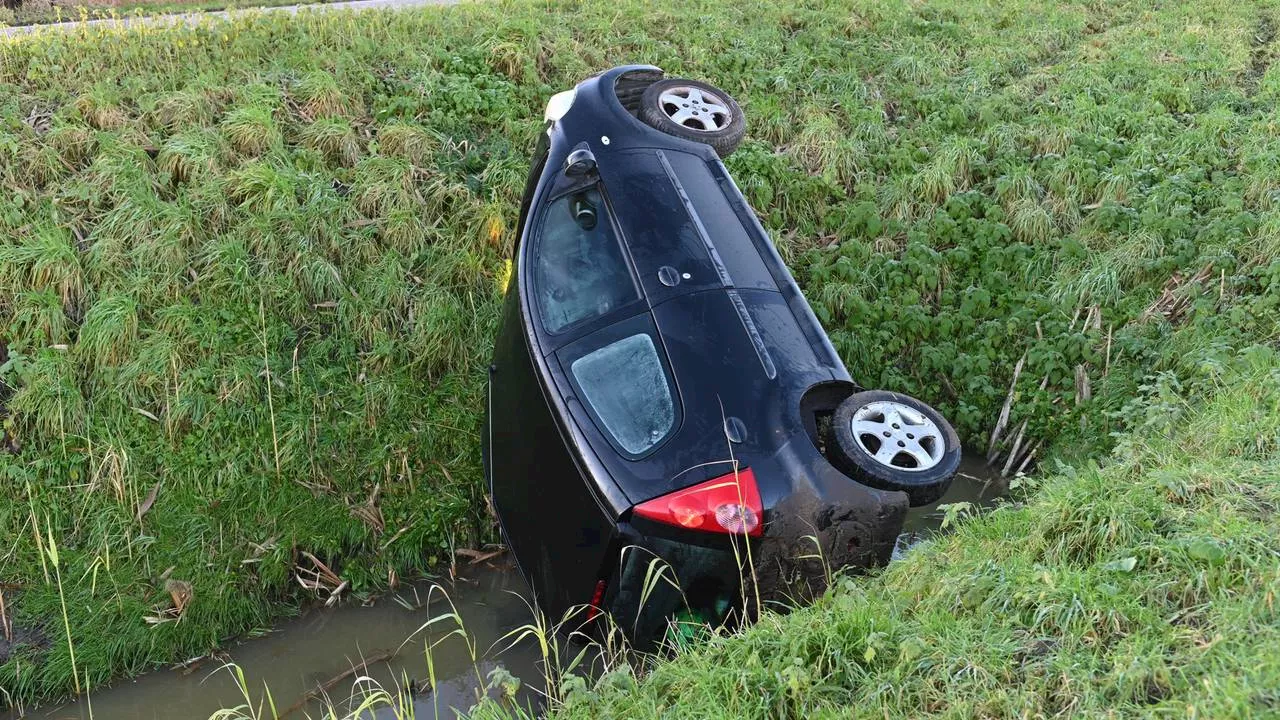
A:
[825, 390, 960, 507]
[639, 78, 746, 158]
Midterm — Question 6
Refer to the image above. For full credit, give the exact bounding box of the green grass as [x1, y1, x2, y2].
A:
[0, 0, 336, 29]
[1, 0, 1279, 711]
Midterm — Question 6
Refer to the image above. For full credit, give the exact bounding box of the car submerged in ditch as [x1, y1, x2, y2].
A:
[483, 65, 961, 647]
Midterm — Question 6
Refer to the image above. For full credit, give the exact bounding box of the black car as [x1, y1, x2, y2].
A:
[483, 66, 960, 646]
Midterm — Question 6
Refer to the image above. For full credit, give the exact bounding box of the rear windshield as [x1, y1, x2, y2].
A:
[534, 188, 637, 333]
[570, 333, 675, 455]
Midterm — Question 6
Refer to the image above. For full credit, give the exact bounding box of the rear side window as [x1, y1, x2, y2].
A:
[570, 333, 675, 455]
[534, 188, 637, 333]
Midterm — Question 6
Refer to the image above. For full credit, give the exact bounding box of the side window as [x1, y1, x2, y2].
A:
[533, 188, 638, 333]
[570, 333, 675, 456]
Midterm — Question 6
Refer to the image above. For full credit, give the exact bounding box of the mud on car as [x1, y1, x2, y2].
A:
[483, 66, 961, 647]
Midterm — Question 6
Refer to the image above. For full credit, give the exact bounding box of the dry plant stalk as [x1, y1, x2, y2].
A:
[278, 648, 397, 719]
[0, 589, 10, 642]
[1141, 263, 1216, 324]
[987, 352, 1026, 463]
[295, 551, 348, 606]
[349, 482, 385, 533]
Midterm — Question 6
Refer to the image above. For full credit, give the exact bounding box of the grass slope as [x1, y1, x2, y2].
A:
[0, 0, 328, 29]
[1, 0, 1279, 708]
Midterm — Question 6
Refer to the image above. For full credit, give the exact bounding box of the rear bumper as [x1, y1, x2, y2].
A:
[603, 467, 908, 648]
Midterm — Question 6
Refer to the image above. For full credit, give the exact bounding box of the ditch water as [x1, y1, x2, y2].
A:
[8, 456, 1004, 720]
[4, 565, 545, 720]
[896, 455, 1009, 551]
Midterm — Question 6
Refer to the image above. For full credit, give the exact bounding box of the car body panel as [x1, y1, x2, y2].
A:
[653, 149, 780, 293]
[603, 148, 780, 306]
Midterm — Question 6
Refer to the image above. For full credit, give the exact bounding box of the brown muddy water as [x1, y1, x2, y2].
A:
[896, 455, 1009, 551]
[8, 456, 1003, 720]
[5, 564, 544, 720]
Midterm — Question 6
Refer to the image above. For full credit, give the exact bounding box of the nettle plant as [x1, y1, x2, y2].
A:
[773, 117, 1269, 468]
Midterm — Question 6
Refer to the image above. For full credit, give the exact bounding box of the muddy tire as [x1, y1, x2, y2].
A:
[826, 390, 960, 506]
[639, 78, 746, 158]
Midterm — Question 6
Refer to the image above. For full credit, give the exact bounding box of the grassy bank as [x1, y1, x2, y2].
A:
[0, 0, 328, 29]
[3, 0, 1280, 709]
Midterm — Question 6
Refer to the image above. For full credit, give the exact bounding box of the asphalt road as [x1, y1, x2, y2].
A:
[2, 0, 458, 37]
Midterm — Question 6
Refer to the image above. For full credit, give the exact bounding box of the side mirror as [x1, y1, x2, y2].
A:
[564, 148, 597, 178]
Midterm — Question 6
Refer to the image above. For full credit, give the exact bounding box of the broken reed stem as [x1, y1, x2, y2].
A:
[278, 648, 397, 719]
[1015, 438, 1043, 476]
[1104, 323, 1113, 377]
[991, 301, 1101, 472]
[0, 589, 10, 642]
[987, 352, 1025, 463]
[1001, 419, 1029, 478]
[325, 580, 350, 607]
[1075, 364, 1092, 405]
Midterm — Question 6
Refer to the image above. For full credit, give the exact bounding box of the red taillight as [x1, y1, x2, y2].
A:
[632, 467, 763, 537]
[586, 579, 607, 620]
